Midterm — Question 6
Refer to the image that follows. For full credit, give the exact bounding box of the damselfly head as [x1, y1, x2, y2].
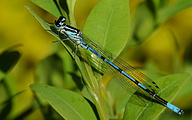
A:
[54, 16, 66, 29]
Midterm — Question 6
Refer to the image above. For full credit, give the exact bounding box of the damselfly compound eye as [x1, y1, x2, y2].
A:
[60, 16, 66, 23]
[57, 16, 66, 25]
[54, 16, 66, 29]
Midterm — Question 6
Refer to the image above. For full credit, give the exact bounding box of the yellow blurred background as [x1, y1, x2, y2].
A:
[0, 0, 55, 119]
[0, 0, 192, 119]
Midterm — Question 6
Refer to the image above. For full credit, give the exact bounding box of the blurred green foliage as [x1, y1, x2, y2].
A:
[0, 0, 192, 119]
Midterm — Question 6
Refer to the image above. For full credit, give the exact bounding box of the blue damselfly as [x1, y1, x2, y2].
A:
[52, 16, 184, 115]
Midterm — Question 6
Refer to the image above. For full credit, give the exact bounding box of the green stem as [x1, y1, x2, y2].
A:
[78, 47, 109, 120]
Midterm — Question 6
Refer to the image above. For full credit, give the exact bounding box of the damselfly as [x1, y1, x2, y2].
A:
[51, 16, 184, 115]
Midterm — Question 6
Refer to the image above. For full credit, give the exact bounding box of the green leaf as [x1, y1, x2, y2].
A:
[29, 83, 97, 120]
[123, 73, 191, 119]
[0, 49, 21, 73]
[83, 0, 130, 57]
[104, 78, 131, 117]
[30, 0, 77, 25]
[35, 52, 78, 89]
[157, 0, 192, 24]
[66, 0, 77, 26]
[30, 0, 61, 17]
[152, 0, 169, 10]
[25, 5, 50, 30]
[0, 70, 4, 80]
[35, 54, 64, 85]
[82, 1, 130, 118]
[0, 90, 24, 120]
[129, 2, 156, 46]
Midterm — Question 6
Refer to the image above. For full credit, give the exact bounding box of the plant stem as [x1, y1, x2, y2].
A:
[78, 47, 109, 120]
